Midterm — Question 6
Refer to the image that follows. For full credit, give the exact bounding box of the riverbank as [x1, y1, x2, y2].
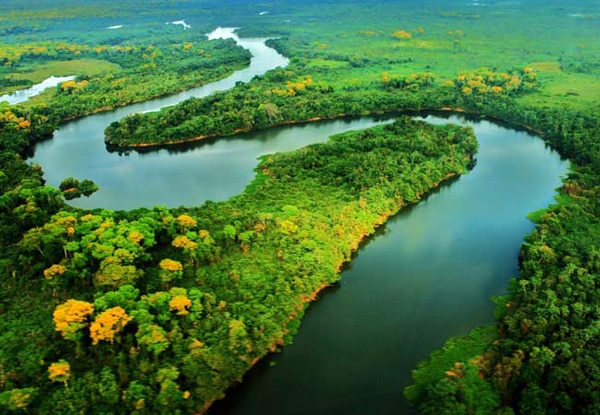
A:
[0, 118, 479, 414]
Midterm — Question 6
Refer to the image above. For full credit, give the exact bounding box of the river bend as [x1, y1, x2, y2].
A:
[30, 28, 568, 415]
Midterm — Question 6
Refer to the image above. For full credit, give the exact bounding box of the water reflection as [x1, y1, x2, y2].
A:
[208, 115, 568, 415]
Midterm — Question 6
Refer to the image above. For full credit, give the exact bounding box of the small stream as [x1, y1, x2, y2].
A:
[0, 75, 75, 105]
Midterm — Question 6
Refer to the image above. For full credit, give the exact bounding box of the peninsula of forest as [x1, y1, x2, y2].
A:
[0, 1, 598, 414]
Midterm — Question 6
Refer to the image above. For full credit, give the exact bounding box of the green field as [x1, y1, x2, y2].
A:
[10, 59, 122, 83]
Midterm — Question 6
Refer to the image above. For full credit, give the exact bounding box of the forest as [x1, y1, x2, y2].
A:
[1, 0, 599, 414]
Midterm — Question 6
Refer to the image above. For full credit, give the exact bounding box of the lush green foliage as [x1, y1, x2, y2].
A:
[404, 327, 503, 415]
[491, 188, 600, 415]
[0, 104, 57, 153]
[59, 177, 99, 200]
[0, 1, 598, 414]
[103, 65, 539, 148]
[1, 118, 476, 413]
[1, 38, 250, 121]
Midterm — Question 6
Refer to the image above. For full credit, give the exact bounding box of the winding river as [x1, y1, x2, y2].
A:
[208, 115, 567, 415]
[30, 27, 290, 211]
[30, 28, 568, 414]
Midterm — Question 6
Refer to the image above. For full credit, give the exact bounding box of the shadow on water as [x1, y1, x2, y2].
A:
[107, 114, 394, 156]
[104, 109, 468, 157]
[208, 177, 468, 415]
[208, 114, 568, 415]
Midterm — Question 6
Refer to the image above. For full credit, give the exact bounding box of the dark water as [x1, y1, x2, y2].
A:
[29, 28, 568, 415]
[32, 115, 388, 210]
[208, 116, 568, 415]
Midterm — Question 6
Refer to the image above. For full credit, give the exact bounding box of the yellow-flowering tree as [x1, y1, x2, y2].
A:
[43, 264, 66, 280]
[171, 235, 197, 251]
[158, 258, 183, 285]
[169, 294, 192, 316]
[48, 360, 70, 385]
[90, 306, 132, 345]
[176, 214, 197, 232]
[53, 299, 94, 341]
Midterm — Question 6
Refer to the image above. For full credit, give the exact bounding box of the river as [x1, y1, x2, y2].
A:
[0, 75, 76, 105]
[30, 29, 568, 414]
[30, 27, 290, 210]
[208, 115, 568, 415]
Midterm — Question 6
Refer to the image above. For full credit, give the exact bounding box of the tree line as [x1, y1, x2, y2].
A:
[104, 65, 537, 148]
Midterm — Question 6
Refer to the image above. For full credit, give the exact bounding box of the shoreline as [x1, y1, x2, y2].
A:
[199, 167, 463, 414]
[104, 105, 547, 151]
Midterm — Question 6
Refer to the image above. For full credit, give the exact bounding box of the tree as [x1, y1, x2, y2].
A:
[53, 299, 94, 341]
[136, 320, 170, 355]
[89, 306, 132, 345]
[176, 214, 197, 232]
[155, 366, 184, 409]
[58, 177, 98, 200]
[169, 288, 192, 315]
[0, 388, 37, 411]
[158, 258, 183, 285]
[392, 30, 412, 40]
[93, 261, 141, 289]
[172, 235, 197, 251]
[48, 360, 70, 386]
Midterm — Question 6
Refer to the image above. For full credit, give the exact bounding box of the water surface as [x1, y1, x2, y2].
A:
[0, 75, 75, 105]
[208, 115, 568, 415]
[30, 27, 289, 210]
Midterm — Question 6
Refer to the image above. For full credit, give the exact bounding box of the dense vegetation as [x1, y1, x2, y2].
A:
[0, 0, 598, 414]
[104, 65, 537, 148]
[0, 37, 250, 122]
[1, 118, 477, 413]
[404, 107, 600, 414]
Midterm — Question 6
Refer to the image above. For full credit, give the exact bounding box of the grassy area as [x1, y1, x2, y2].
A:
[517, 72, 600, 110]
[9, 59, 122, 84]
[1, 1, 597, 107]
[305, 58, 348, 69]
